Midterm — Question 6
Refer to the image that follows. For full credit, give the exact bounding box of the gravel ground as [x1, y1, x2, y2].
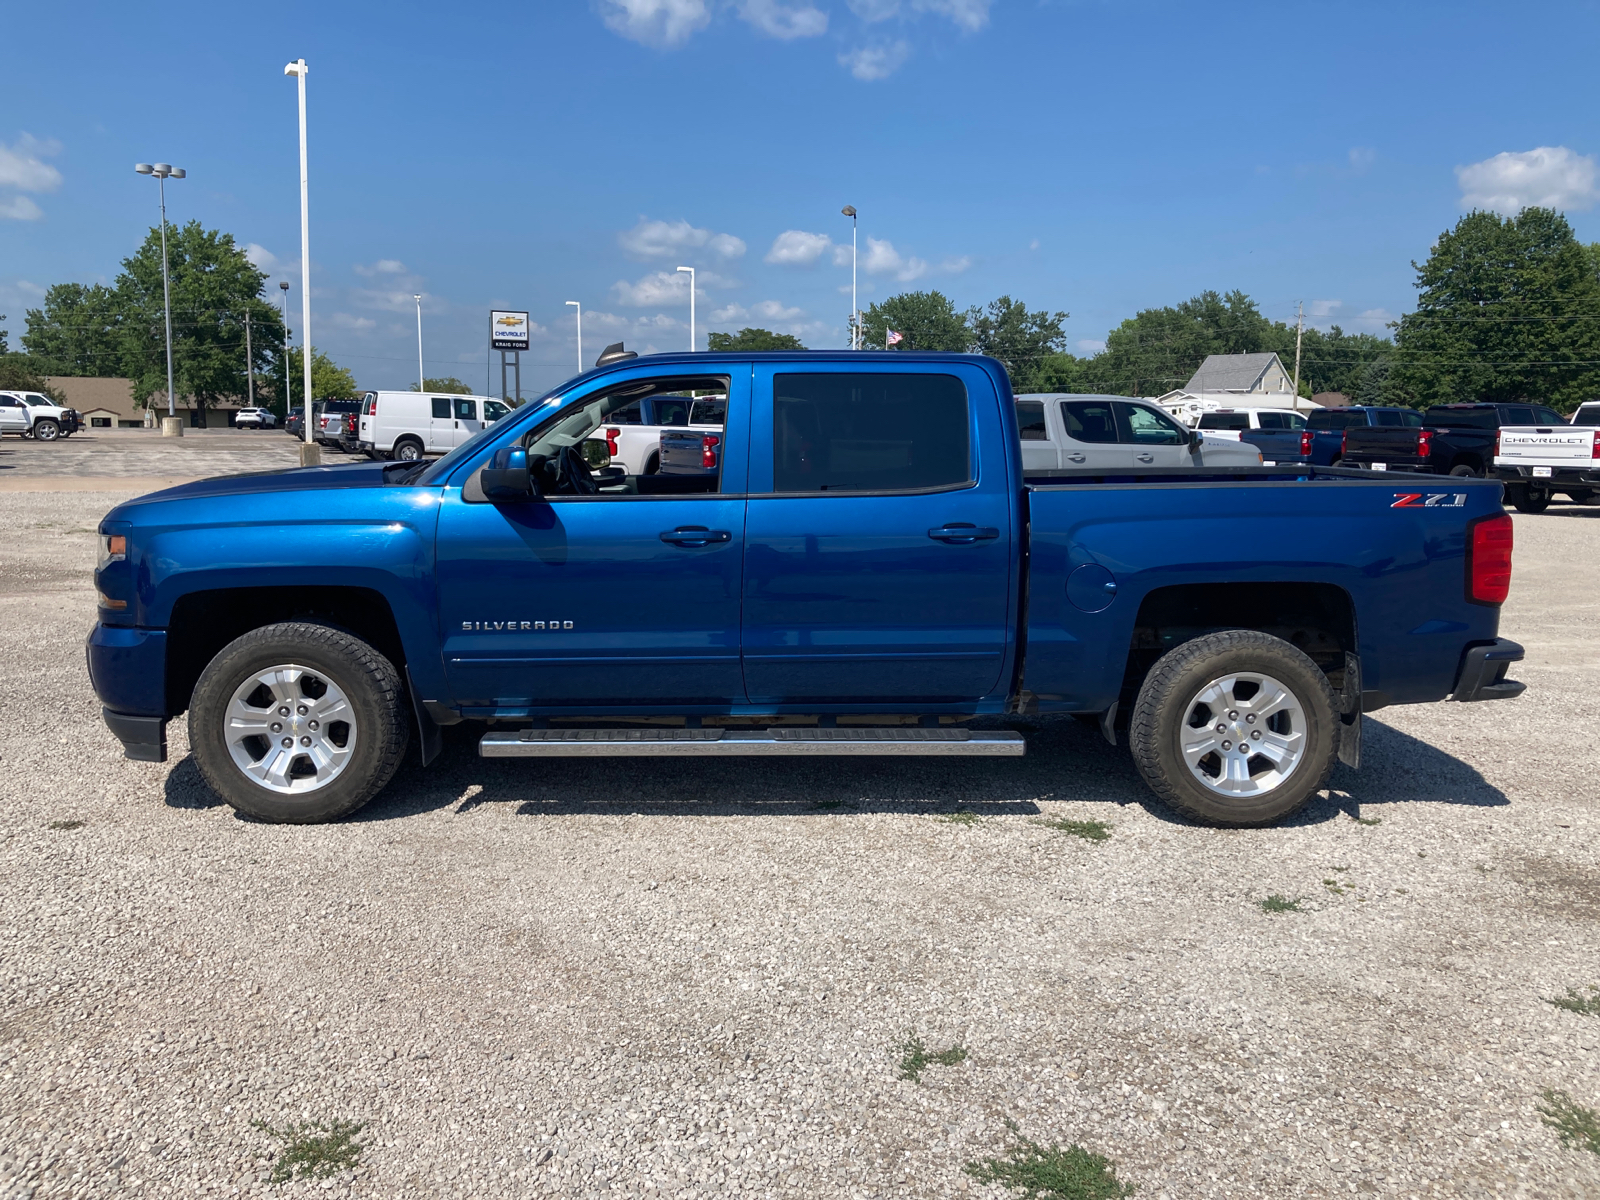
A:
[0, 429, 320, 487]
[1, 481, 1598, 1200]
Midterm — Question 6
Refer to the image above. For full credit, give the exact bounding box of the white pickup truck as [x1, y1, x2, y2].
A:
[1015, 394, 1261, 470]
[1493, 400, 1600, 513]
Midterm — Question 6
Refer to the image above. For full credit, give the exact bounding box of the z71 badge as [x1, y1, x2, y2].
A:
[1391, 492, 1466, 508]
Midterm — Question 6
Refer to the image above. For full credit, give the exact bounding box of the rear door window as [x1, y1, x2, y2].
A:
[454, 397, 477, 421]
[1257, 411, 1289, 430]
[772, 373, 970, 493]
[1015, 401, 1048, 441]
[431, 397, 452, 419]
[1059, 400, 1119, 443]
[1503, 405, 1537, 425]
[1535, 408, 1564, 425]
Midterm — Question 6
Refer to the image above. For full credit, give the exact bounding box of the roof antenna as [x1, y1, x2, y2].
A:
[595, 342, 637, 368]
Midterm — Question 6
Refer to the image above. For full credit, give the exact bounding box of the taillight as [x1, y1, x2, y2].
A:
[1467, 513, 1513, 605]
[1494, 428, 1502, 456]
[701, 434, 720, 469]
[1340, 430, 1348, 457]
[1417, 429, 1433, 458]
[1300, 430, 1313, 458]
[605, 427, 620, 456]
[1592, 430, 1600, 460]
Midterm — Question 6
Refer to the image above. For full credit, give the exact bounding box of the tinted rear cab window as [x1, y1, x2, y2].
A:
[773, 373, 970, 492]
[1197, 413, 1250, 431]
[1423, 407, 1499, 429]
[1015, 401, 1047, 440]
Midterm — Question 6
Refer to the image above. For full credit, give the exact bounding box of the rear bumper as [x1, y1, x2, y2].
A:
[1345, 458, 1434, 473]
[1495, 465, 1600, 486]
[86, 623, 169, 759]
[1451, 638, 1526, 703]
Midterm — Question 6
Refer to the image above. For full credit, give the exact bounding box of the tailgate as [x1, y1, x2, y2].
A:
[1496, 425, 1594, 465]
[1342, 428, 1418, 458]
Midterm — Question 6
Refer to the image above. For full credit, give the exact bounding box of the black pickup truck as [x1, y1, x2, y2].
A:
[1342, 402, 1567, 476]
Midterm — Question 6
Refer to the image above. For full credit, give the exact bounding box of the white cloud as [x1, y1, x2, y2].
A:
[598, 0, 710, 46]
[612, 270, 692, 306]
[0, 196, 44, 221]
[352, 288, 429, 313]
[861, 236, 927, 281]
[1309, 299, 1342, 319]
[938, 254, 972, 274]
[1348, 146, 1375, 174]
[354, 259, 407, 276]
[1029, 238, 1040, 251]
[619, 217, 745, 261]
[327, 312, 378, 332]
[0, 135, 63, 193]
[839, 41, 911, 80]
[1457, 146, 1600, 214]
[737, 0, 827, 38]
[1354, 308, 1397, 330]
[845, 0, 989, 28]
[765, 230, 834, 265]
[711, 303, 749, 323]
[752, 299, 805, 321]
[1076, 339, 1106, 355]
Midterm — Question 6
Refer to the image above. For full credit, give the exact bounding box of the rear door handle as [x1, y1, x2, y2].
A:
[1136, 452, 1155, 463]
[1066, 452, 1087, 463]
[928, 524, 1000, 544]
[660, 526, 732, 546]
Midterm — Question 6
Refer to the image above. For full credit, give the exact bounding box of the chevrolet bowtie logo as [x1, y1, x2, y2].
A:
[463, 620, 575, 631]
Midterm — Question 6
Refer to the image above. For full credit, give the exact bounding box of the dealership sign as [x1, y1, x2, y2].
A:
[490, 310, 530, 351]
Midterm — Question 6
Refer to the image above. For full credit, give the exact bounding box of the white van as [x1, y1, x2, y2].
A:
[358, 392, 512, 460]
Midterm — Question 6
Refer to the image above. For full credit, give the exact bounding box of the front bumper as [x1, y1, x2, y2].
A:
[86, 623, 169, 761]
[1451, 638, 1526, 702]
[1495, 465, 1600, 486]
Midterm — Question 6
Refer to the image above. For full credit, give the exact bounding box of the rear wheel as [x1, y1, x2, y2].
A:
[1508, 485, 1551, 514]
[32, 419, 60, 441]
[644, 452, 660, 475]
[1129, 630, 1339, 827]
[1565, 488, 1596, 504]
[1448, 463, 1478, 478]
[394, 437, 424, 462]
[188, 623, 409, 824]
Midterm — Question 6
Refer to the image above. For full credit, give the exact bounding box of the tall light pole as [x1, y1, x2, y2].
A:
[841, 205, 857, 350]
[134, 163, 186, 429]
[565, 301, 582, 373]
[278, 281, 292, 418]
[284, 58, 316, 461]
[675, 267, 695, 351]
[414, 294, 425, 391]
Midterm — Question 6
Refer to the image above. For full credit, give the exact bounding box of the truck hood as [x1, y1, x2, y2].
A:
[108, 460, 405, 511]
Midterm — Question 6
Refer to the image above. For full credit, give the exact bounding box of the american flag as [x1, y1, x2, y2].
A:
[886, 330, 903, 346]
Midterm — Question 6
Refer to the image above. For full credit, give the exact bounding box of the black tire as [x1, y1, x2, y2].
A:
[394, 437, 424, 462]
[1509, 486, 1550, 514]
[644, 452, 660, 475]
[188, 622, 409, 824]
[32, 419, 60, 442]
[1565, 488, 1596, 505]
[1128, 630, 1340, 828]
[1448, 463, 1478, 478]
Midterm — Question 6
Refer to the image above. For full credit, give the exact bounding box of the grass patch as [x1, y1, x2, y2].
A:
[964, 1119, 1133, 1199]
[1258, 894, 1303, 914]
[47, 820, 85, 831]
[1353, 815, 1383, 826]
[1322, 878, 1350, 897]
[896, 1035, 968, 1083]
[1547, 986, 1600, 1017]
[1537, 1089, 1600, 1156]
[1037, 818, 1112, 843]
[251, 1118, 366, 1182]
[937, 810, 981, 826]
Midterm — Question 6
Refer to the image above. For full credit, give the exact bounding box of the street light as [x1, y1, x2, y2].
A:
[134, 162, 186, 427]
[278, 281, 292, 418]
[565, 301, 582, 374]
[676, 266, 695, 351]
[283, 58, 316, 459]
[413, 294, 424, 392]
[841, 205, 857, 350]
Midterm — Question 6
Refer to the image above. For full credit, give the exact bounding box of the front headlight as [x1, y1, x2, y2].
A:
[99, 534, 126, 570]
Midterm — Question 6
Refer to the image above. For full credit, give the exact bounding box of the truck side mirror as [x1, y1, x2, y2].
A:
[1189, 429, 1203, 452]
[481, 446, 539, 501]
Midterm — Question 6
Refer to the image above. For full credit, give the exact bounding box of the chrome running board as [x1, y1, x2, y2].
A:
[479, 727, 1025, 757]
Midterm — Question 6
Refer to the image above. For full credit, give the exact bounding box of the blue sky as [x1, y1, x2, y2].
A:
[4, 0, 1600, 396]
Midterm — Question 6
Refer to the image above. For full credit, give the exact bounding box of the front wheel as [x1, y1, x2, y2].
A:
[32, 419, 60, 441]
[1128, 631, 1339, 827]
[188, 623, 410, 824]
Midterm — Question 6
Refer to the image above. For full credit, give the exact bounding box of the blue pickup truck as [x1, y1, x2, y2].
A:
[87, 351, 1525, 829]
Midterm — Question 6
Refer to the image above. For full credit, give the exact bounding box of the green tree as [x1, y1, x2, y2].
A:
[858, 291, 969, 352]
[1390, 208, 1600, 411]
[706, 327, 806, 351]
[286, 346, 360, 400]
[965, 296, 1070, 391]
[114, 221, 284, 424]
[21, 283, 127, 376]
[0, 354, 66, 401]
[409, 376, 472, 393]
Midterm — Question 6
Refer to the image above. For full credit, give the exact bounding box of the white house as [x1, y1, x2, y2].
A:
[1155, 352, 1315, 423]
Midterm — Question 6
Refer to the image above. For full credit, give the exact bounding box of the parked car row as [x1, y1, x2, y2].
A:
[0, 390, 82, 440]
[1491, 399, 1600, 513]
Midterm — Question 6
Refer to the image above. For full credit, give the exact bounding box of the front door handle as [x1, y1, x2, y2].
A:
[928, 524, 1000, 544]
[1136, 452, 1155, 463]
[660, 526, 732, 547]
[1066, 452, 1087, 464]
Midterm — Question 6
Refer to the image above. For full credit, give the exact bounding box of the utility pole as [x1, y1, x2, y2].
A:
[1291, 300, 1305, 414]
[244, 311, 254, 407]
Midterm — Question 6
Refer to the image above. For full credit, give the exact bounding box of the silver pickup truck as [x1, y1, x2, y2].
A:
[1493, 400, 1600, 513]
[1015, 394, 1260, 470]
